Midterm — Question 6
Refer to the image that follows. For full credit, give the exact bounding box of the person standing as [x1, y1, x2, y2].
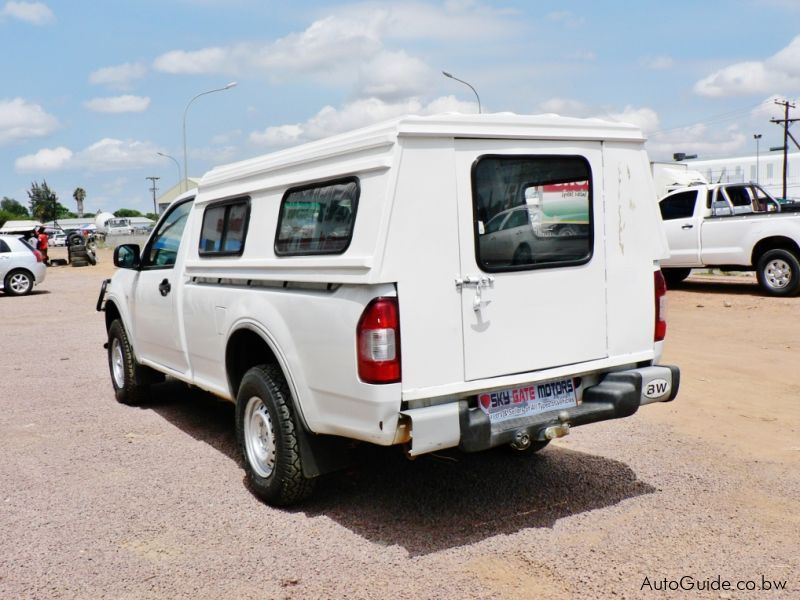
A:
[27, 230, 39, 250]
[37, 227, 49, 265]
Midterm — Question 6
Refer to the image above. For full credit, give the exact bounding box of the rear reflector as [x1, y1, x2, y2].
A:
[33, 249, 44, 263]
[357, 297, 401, 384]
[654, 270, 667, 342]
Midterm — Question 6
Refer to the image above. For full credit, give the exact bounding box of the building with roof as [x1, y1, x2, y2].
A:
[686, 150, 800, 199]
[157, 178, 199, 214]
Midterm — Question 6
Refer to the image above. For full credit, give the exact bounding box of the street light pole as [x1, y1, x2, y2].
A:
[442, 71, 481, 114]
[157, 152, 182, 196]
[753, 134, 762, 185]
[182, 81, 238, 192]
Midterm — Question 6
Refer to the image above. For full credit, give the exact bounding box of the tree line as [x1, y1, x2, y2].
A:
[0, 180, 158, 228]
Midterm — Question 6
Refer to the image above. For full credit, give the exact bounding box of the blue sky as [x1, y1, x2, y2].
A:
[2, 0, 799, 215]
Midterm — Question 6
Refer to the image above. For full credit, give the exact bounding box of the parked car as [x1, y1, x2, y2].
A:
[49, 232, 67, 247]
[98, 113, 679, 506]
[658, 182, 800, 295]
[0, 234, 47, 296]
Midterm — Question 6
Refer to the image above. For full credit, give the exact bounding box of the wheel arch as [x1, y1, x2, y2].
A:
[4, 266, 35, 282]
[751, 236, 800, 266]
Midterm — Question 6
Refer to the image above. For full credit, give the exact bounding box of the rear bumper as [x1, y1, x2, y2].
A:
[400, 364, 680, 456]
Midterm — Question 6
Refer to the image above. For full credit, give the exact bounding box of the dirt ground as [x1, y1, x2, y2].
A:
[0, 252, 798, 599]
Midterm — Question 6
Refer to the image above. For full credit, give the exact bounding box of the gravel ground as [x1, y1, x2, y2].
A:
[1, 256, 797, 599]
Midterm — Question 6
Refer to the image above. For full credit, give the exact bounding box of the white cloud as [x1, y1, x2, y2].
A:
[0, 98, 59, 144]
[694, 35, 800, 97]
[153, 3, 516, 84]
[89, 62, 147, 90]
[536, 98, 592, 117]
[647, 123, 747, 160]
[84, 95, 151, 113]
[250, 95, 478, 147]
[357, 50, 434, 100]
[153, 46, 232, 75]
[2, 1, 54, 25]
[605, 106, 660, 133]
[15, 138, 163, 173]
[14, 146, 72, 171]
[641, 55, 674, 70]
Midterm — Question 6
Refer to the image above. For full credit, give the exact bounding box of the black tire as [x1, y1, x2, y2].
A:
[756, 249, 800, 296]
[512, 244, 532, 265]
[662, 268, 691, 288]
[70, 248, 89, 259]
[236, 364, 315, 506]
[107, 320, 161, 405]
[3, 269, 34, 296]
[71, 259, 89, 267]
[67, 233, 84, 247]
[86, 250, 97, 265]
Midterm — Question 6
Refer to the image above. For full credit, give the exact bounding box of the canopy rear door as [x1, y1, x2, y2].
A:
[455, 140, 607, 381]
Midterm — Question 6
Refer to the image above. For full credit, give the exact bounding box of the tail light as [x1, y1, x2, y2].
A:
[33, 249, 44, 263]
[357, 297, 401, 384]
[654, 270, 667, 342]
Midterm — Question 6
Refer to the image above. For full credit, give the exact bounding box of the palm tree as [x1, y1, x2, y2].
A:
[73, 187, 86, 218]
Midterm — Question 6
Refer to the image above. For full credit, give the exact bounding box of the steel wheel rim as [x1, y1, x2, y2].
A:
[110, 338, 125, 388]
[9, 273, 31, 294]
[244, 396, 276, 478]
[765, 259, 792, 289]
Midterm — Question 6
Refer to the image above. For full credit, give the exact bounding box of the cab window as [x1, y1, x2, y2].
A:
[199, 198, 250, 256]
[142, 199, 193, 268]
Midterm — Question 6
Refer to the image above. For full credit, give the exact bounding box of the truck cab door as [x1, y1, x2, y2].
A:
[658, 189, 701, 266]
[130, 198, 193, 374]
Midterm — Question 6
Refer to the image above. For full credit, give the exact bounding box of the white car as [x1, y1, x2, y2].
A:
[50, 232, 67, 247]
[0, 234, 47, 296]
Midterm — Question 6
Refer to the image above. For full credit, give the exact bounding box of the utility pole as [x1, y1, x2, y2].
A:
[770, 99, 798, 200]
[146, 176, 160, 216]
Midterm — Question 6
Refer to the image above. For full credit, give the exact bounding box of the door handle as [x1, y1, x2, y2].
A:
[681, 224, 694, 230]
[158, 278, 171, 297]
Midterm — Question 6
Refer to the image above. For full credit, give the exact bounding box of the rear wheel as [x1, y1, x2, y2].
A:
[756, 249, 800, 296]
[662, 268, 691, 288]
[236, 364, 315, 506]
[3, 269, 33, 296]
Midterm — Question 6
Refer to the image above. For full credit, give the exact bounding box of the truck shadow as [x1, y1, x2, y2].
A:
[145, 381, 655, 557]
[675, 279, 762, 296]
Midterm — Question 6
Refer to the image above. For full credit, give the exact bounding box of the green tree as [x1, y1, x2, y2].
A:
[145, 212, 159, 221]
[27, 181, 58, 222]
[73, 187, 86, 217]
[1, 197, 29, 217]
[113, 208, 143, 218]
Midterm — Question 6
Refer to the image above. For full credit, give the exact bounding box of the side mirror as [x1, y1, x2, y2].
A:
[114, 244, 141, 269]
[711, 200, 732, 217]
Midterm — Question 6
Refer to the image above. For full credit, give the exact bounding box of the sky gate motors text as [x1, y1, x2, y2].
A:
[485, 379, 575, 409]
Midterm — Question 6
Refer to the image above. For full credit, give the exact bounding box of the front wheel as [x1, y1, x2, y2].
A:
[756, 249, 800, 296]
[236, 365, 315, 506]
[107, 320, 163, 404]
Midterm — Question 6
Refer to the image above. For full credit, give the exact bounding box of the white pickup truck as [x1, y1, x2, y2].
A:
[97, 113, 680, 505]
[658, 182, 800, 295]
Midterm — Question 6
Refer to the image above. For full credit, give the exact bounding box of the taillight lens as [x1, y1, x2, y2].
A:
[33, 249, 44, 263]
[654, 270, 667, 342]
[357, 297, 401, 384]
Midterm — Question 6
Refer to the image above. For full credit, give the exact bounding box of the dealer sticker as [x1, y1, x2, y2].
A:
[478, 378, 577, 424]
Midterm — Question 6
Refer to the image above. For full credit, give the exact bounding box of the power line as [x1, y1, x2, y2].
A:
[770, 99, 797, 199]
[649, 98, 775, 137]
